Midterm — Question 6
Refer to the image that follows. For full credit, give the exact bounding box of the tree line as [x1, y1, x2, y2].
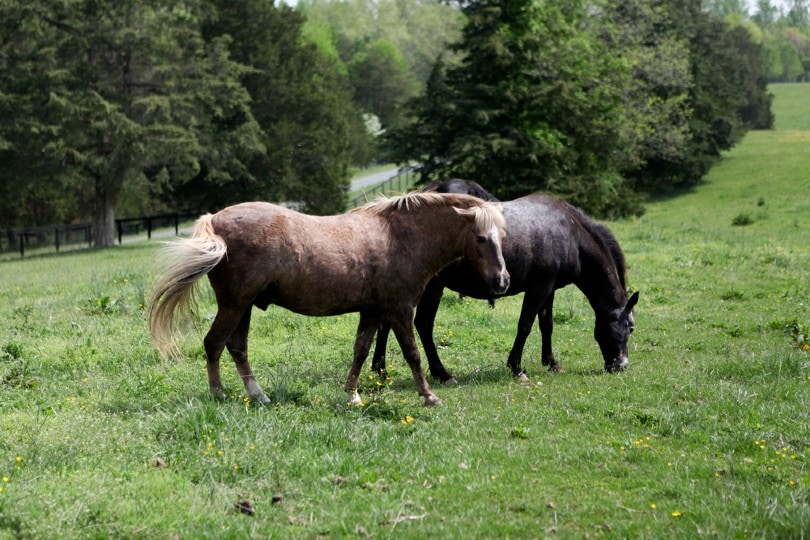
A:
[0, 0, 779, 246]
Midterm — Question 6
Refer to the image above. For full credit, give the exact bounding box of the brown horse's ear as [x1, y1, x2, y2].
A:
[453, 207, 477, 221]
[625, 291, 639, 312]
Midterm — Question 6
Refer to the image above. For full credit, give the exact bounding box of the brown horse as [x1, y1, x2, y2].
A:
[147, 192, 509, 406]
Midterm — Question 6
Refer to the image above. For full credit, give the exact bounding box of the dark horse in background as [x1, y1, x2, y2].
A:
[148, 192, 509, 407]
[372, 180, 638, 383]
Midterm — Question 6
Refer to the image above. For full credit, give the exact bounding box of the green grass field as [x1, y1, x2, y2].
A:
[0, 84, 808, 539]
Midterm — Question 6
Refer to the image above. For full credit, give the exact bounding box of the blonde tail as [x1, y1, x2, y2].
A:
[147, 214, 227, 359]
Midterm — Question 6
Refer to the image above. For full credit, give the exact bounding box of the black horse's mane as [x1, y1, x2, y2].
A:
[562, 202, 627, 290]
[422, 179, 500, 202]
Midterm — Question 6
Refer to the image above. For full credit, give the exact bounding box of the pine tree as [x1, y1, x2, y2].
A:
[387, 0, 643, 217]
[0, 0, 264, 245]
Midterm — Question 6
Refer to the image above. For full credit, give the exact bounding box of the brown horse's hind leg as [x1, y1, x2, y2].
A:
[226, 308, 270, 405]
[203, 305, 252, 400]
[346, 311, 381, 406]
[389, 313, 440, 407]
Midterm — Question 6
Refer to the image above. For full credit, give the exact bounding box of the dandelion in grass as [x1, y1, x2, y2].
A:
[401, 415, 414, 425]
[15, 457, 22, 463]
[671, 511, 682, 518]
[2, 477, 8, 483]
[650, 504, 657, 509]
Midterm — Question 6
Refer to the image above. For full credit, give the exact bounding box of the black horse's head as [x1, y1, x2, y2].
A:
[593, 291, 638, 372]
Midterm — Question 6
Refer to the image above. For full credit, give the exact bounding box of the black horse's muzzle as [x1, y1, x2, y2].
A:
[605, 355, 629, 372]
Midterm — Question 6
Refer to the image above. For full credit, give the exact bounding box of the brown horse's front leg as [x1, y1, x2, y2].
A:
[390, 312, 440, 407]
[345, 311, 381, 406]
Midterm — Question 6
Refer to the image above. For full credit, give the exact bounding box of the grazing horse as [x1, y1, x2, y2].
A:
[372, 185, 638, 382]
[147, 192, 509, 406]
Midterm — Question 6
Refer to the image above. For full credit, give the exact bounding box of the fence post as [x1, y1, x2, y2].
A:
[174, 214, 179, 236]
[147, 218, 153, 240]
[19, 233, 24, 258]
[55, 227, 60, 252]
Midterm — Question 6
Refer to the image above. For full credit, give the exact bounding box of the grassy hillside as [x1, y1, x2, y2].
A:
[0, 85, 807, 538]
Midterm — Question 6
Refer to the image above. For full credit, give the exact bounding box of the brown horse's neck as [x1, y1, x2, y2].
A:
[390, 206, 471, 282]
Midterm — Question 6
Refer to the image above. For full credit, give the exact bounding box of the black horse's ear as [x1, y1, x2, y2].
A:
[625, 291, 639, 312]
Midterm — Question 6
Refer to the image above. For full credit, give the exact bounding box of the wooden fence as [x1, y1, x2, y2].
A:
[1, 213, 198, 258]
[2, 169, 419, 259]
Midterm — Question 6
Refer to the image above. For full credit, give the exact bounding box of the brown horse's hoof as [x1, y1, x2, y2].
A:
[348, 390, 363, 406]
[423, 394, 442, 407]
[442, 377, 458, 386]
[251, 393, 271, 405]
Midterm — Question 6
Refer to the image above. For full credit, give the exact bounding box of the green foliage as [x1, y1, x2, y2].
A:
[348, 39, 416, 129]
[732, 212, 754, 225]
[0, 0, 265, 244]
[388, 0, 646, 216]
[299, 0, 464, 134]
[196, 0, 362, 215]
[387, 0, 772, 215]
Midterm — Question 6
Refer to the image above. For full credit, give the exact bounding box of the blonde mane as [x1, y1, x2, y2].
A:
[356, 191, 505, 231]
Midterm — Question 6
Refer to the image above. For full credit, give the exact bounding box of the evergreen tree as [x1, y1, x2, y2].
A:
[388, 0, 643, 217]
[0, 0, 263, 245]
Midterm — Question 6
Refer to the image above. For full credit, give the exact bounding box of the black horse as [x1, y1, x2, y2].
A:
[422, 179, 500, 202]
[372, 181, 638, 382]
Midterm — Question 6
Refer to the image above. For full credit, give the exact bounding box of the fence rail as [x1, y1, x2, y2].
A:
[1, 213, 198, 259]
[346, 168, 417, 209]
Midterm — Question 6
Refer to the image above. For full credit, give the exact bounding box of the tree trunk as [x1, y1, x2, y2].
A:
[93, 189, 116, 248]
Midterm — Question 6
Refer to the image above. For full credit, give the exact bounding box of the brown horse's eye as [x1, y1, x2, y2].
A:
[476, 235, 487, 244]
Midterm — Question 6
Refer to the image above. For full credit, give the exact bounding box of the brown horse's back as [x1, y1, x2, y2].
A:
[207, 202, 390, 316]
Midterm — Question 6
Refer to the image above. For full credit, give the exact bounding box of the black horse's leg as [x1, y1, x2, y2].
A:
[507, 287, 551, 379]
[390, 309, 440, 406]
[345, 310, 381, 405]
[371, 320, 391, 375]
[203, 305, 248, 400]
[225, 308, 271, 404]
[414, 282, 456, 384]
[538, 292, 563, 372]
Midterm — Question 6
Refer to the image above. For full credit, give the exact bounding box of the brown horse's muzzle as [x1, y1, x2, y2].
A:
[490, 270, 510, 296]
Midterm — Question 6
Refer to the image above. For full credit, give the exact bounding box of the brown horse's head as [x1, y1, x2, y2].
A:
[455, 202, 510, 296]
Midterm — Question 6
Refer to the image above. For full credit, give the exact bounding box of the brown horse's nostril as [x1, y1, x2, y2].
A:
[492, 273, 510, 295]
